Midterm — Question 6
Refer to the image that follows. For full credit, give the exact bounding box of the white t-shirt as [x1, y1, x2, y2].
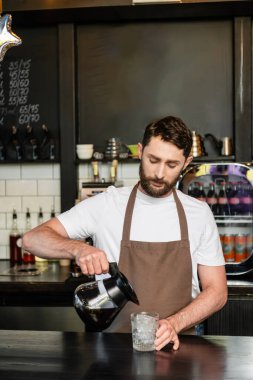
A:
[58, 185, 224, 298]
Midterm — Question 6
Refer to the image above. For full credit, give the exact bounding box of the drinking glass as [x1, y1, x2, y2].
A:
[131, 312, 159, 352]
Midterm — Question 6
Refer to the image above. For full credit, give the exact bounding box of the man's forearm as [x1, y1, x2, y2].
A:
[167, 285, 227, 333]
[22, 224, 84, 260]
[22, 219, 110, 275]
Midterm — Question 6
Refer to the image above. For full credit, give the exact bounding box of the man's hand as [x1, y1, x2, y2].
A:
[75, 244, 109, 275]
[155, 319, 180, 351]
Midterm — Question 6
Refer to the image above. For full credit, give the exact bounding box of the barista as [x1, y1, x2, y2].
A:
[22, 116, 227, 351]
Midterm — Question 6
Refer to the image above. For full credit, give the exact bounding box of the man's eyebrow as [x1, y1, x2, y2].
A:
[148, 154, 180, 164]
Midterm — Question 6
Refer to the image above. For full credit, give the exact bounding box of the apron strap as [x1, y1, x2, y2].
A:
[122, 183, 139, 241]
[172, 187, 189, 242]
[122, 183, 189, 243]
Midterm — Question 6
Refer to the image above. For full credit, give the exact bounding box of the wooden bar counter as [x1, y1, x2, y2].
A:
[0, 330, 252, 380]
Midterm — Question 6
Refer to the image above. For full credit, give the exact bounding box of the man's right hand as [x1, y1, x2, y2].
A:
[75, 244, 109, 275]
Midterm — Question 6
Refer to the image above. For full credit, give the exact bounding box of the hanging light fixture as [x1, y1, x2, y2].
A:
[0, 0, 22, 62]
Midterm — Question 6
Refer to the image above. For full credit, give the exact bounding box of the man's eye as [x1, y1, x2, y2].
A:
[150, 159, 158, 164]
[168, 164, 177, 169]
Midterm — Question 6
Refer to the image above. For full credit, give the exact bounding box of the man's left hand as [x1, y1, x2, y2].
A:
[155, 319, 180, 351]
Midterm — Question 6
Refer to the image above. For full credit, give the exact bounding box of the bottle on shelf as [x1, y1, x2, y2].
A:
[9, 209, 22, 265]
[6, 126, 22, 161]
[40, 124, 55, 160]
[22, 124, 38, 160]
[206, 182, 218, 215]
[50, 207, 55, 218]
[191, 182, 201, 199]
[228, 182, 240, 216]
[217, 181, 230, 216]
[38, 207, 43, 225]
[35, 207, 48, 264]
[240, 183, 253, 216]
[195, 182, 206, 202]
[235, 182, 244, 215]
[22, 208, 35, 264]
[187, 183, 193, 197]
[225, 181, 233, 201]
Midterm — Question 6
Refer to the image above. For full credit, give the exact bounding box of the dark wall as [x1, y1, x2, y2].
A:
[77, 20, 233, 153]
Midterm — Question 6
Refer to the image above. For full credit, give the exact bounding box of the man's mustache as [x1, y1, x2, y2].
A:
[147, 177, 168, 185]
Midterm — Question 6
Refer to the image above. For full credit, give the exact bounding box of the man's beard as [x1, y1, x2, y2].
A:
[139, 160, 180, 198]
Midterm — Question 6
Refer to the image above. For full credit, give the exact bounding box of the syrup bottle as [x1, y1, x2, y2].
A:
[9, 209, 22, 265]
[22, 208, 35, 264]
[35, 207, 48, 264]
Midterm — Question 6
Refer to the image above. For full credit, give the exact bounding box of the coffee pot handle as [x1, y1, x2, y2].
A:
[109, 262, 120, 277]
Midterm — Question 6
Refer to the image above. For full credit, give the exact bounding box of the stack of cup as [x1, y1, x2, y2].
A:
[105, 138, 121, 159]
[76, 144, 94, 159]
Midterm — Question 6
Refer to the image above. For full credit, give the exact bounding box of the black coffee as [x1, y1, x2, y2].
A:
[76, 307, 120, 330]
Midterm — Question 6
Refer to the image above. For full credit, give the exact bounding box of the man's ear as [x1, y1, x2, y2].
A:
[138, 143, 143, 159]
[183, 155, 193, 171]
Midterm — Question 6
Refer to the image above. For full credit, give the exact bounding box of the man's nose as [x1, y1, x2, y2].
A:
[155, 164, 165, 179]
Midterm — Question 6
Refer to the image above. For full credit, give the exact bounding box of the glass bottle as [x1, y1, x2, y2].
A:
[38, 207, 43, 225]
[236, 182, 244, 215]
[187, 183, 193, 197]
[191, 182, 200, 198]
[23, 124, 38, 160]
[50, 207, 55, 218]
[240, 183, 253, 216]
[228, 182, 240, 215]
[22, 208, 35, 264]
[218, 181, 230, 216]
[35, 207, 48, 264]
[195, 182, 206, 202]
[206, 182, 218, 215]
[9, 209, 22, 265]
[7, 126, 22, 160]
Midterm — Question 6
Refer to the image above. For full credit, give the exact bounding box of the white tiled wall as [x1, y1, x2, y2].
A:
[0, 161, 139, 260]
[0, 163, 61, 260]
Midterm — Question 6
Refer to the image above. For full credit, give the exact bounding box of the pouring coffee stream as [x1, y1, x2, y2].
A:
[74, 262, 139, 331]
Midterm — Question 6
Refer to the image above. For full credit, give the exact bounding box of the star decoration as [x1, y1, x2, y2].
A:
[0, 14, 22, 62]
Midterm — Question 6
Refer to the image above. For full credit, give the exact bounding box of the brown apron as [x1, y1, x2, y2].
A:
[106, 183, 193, 333]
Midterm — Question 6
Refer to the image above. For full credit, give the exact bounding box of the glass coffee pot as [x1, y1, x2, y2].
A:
[74, 262, 139, 331]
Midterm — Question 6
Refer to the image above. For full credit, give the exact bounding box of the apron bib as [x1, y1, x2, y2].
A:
[106, 183, 193, 333]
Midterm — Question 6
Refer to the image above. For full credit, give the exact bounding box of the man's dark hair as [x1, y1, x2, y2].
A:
[142, 116, 193, 158]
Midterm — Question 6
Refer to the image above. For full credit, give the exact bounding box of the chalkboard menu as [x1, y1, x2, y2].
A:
[0, 27, 59, 161]
[77, 20, 233, 153]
